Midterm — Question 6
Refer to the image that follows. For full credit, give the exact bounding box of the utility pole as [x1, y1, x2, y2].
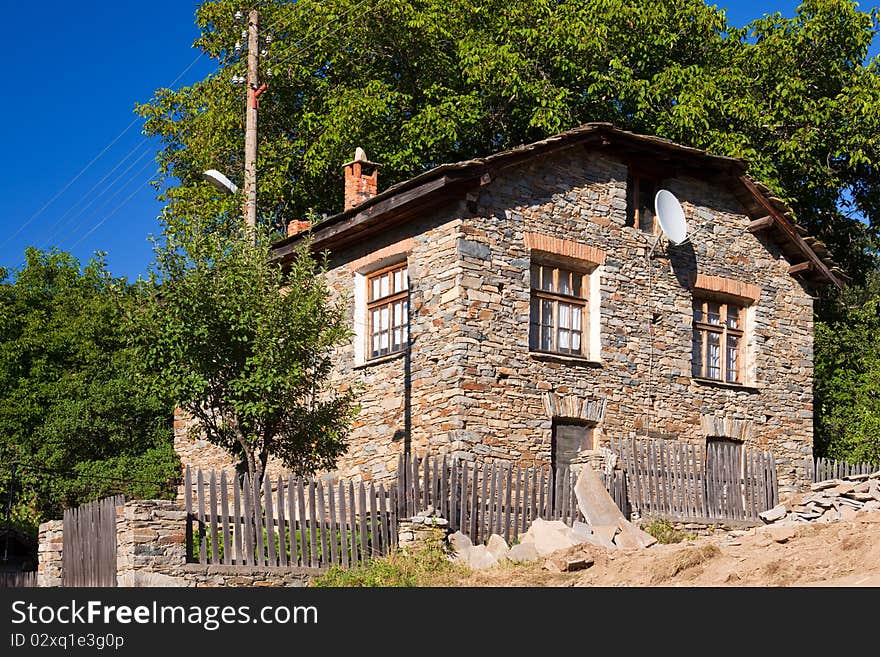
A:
[243, 8, 267, 235]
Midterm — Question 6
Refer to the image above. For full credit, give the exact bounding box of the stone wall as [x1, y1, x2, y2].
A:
[37, 500, 316, 587]
[37, 520, 63, 587]
[116, 499, 316, 587]
[175, 143, 817, 494]
[452, 148, 814, 493]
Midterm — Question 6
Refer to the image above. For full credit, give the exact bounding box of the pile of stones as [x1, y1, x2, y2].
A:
[759, 471, 880, 525]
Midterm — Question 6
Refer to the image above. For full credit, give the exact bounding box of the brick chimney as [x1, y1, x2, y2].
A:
[286, 219, 311, 238]
[343, 147, 380, 211]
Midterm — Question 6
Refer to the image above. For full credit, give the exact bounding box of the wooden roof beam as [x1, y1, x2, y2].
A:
[747, 215, 775, 233]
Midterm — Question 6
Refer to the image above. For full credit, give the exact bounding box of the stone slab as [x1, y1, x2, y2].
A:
[573, 467, 625, 527]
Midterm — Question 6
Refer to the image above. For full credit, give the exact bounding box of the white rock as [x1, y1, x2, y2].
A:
[486, 534, 510, 562]
[507, 542, 540, 563]
[528, 518, 578, 556]
[448, 531, 472, 558]
[466, 545, 499, 570]
[759, 504, 788, 523]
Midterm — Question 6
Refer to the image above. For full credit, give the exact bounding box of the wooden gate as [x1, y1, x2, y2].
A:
[62, 495, 122, 587]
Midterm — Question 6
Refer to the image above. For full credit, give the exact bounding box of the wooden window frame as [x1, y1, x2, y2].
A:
[366, 262, 409, 360]
[626, 170, 660, 235]
[529, 262, 589, 357]
[692, 298, 745, 384]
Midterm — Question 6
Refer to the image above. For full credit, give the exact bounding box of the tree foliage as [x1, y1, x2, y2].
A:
[139, 0, 880, 283]
[814, 274, 880, 464]
[137, 224, 357, 485]
[0, 250, 179, 530]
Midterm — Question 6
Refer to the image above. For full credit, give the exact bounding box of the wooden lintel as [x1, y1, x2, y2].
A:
[788, 261, 813, 275]
[747, 216, 774, 232]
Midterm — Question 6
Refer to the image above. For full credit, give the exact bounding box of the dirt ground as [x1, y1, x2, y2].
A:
[451, 510, 880, 587]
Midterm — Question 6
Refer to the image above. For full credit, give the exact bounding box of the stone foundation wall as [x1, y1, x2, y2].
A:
[37, 520, 63, 587]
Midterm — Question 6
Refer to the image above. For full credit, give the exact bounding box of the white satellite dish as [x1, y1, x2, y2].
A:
[654, 189, 688, 245]
[202, 169, 239, 195]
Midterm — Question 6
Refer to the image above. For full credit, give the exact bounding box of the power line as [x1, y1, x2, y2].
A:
[266, 0, 376, 71]
[58, 149, 155, 245]
[68, 169, 157, 250]
[39, 141, 153, 249]
[0, 51, 207, 254]
[11, 461, 175, 488]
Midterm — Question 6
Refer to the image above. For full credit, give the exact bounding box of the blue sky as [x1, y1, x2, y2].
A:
[1, 1, 878, 281]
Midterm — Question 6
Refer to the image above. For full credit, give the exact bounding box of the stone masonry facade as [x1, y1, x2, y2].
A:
[177, 130, 820, 495]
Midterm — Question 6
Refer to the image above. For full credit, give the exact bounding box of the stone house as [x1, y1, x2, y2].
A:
[176, 123, 840, 492]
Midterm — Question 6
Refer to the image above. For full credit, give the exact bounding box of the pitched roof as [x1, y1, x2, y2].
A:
[272, 123, 842, 288]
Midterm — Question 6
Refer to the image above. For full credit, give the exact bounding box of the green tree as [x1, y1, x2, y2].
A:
[0, 249, 179, 531]
[814, 274, 880, 463]
[138, 0, 880, 283]
[137, 222, 357, 486]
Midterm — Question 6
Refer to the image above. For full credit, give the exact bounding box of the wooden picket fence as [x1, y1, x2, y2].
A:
[808, 456, 878, 482]
[0, 571, 37, 587]
[396, 453, 628, 545]
[62, 495, 123, 587]
[184, 468, 397, 570]
[609, 437, 777, 524]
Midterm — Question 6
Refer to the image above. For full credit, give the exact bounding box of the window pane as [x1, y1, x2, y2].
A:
[559, 270, 571, 296]
[393, 269, 403, 293]
[726, 335, 739, 382]
[393, 327, 402, 348]
[530, 265, 540, 290]
[707, 303, 721, 325]
[529, 298, 540, 350]
[572, 273, 583, 298]
[380, 273, 390, 298]
[402, 267, 408, 289]
[692, 329, 703, 377]
[559, 329, 570, 351]
[381, 306, 390, 330]
[559, 303, 570, 330]
[571, 305, 582, 330]
[541, 266, 553, 292]
[380, 330, 389, 350]
[393, 301, 402, 326]
[726, 305, 740, 329]
[571, 331, 581, 353]
[707, 332, 720, 379]
[371, 277, 380, 301]
[693, 300, 703, 323]
[372, 333, 380, 356]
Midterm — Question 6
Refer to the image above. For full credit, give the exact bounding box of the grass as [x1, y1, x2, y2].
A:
[190, 523, 363, 565]
[310, 546, 467, 587]
[642, 517, 698, 544]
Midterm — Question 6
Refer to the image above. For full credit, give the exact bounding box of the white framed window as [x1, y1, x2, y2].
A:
[365, 263, 409, 360]
[691, 298, 744, 383]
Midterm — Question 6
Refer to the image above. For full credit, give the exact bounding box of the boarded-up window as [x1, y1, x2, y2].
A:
[367, 263, 409, 360]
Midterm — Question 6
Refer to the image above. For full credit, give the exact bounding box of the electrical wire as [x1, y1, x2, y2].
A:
[62, 152, 156, 245]
[68, 169, 157, 250]
[40, 143, 154, 250]
[1, 51, 207, 254]
[263, 0, 377, 70]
